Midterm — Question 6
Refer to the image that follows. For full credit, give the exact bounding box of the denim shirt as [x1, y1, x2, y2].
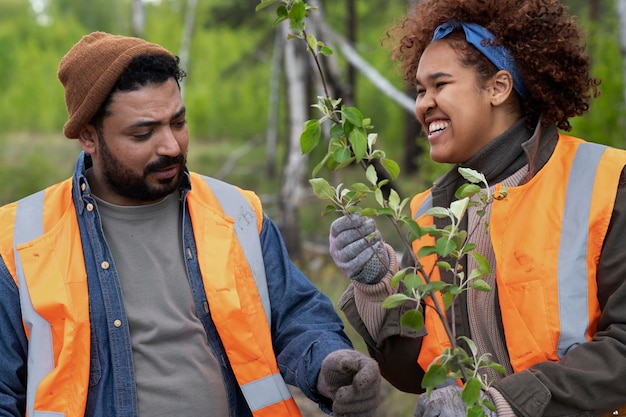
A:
[0, 152, 352, 417]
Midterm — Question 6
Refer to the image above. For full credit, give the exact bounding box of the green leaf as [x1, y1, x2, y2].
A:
[365, 164, 378, 185]
[388, 189, 401, 211]
[417, 245, 437, 259]
[400, 309, 424, 331]
[349, 128, 367, 162]
[381, 158, 401, 179]
[424, 207, 450, 218]
[404, 220, 422, 240]
[488, 362, 506, 375]
[306, 33, 318, 52]
[320, 46, 333, 56]
[390, 269, 407, 287]
[449, 197, 469, 222]
[435, 237, 456, 257]
[374, 188, 384, 207]
[404, 273, 422, 290]
[300, 120, 321, 154]
[422, 281, 448, 293]
[332, 147, 352, 165]
[330, 124, 344, 140]
[470, 252, 491, 274]
[470, 279, 492, 292]
[255, 0, 282, 12]
[383, 293, 412, 309]
[436, 261, 452, 271]
[422, 364, 447, 389]
[461, 377, 481, 406]
[455, 183, 481, 199]
[360, 207, 377, 217]
[376, 208, 394, 216]
[308, 178, 335, 201]
[342, 106, 364, 127]
[467, 405, 487, 417]
[458, 167, 485, 184]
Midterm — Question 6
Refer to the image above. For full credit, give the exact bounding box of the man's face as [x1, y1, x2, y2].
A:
[80, 78, 189, 205]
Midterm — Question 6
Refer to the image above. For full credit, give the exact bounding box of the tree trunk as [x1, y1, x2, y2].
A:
[179, 0, 198, 97]
[279, 22, 309, 257]
[131, 0, 144, 38]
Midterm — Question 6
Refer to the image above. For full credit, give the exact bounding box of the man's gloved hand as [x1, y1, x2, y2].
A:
[329, 213, 390, 284]
[317, 349, 381, 417]
[414, 385, 497, 417]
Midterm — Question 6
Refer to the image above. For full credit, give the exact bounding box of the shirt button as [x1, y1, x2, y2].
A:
[101, 261, 110, 269]
[81, 183, 86, 191]
[113, 319, 122, 328]
[86, 203, 94, 211]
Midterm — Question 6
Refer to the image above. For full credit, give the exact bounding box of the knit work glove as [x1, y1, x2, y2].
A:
[317, 349, 381, 417]
[413, 385, 497, 417]
[329, 213, 390, 284]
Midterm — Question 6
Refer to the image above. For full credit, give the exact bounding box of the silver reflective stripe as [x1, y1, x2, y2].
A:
[413, 193, 433, 220]
[557, 143, 606, 356]
[240, 373, 293, 411]
[13, 191, 63, 417]
[201, 176, 271, 325]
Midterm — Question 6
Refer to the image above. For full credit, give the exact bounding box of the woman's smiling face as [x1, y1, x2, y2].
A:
[415, 40, 507, 164]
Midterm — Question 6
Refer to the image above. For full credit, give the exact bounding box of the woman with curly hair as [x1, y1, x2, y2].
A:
[328, 0, 626, 415]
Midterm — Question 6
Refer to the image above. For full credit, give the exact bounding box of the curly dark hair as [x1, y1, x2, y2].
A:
[91, 54, 186, 128]
[385, 0, 599, 131]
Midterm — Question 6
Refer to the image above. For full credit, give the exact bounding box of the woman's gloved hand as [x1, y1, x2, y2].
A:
[329, 213, 390, 284]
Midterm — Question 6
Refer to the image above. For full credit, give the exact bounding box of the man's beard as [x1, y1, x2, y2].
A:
[97, 130, 186, 202]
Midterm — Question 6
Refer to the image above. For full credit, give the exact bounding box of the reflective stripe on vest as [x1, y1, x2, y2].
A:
[12, 176, 300, 417]
[410, 136, 626, 372]
[13, 190, 52, 417]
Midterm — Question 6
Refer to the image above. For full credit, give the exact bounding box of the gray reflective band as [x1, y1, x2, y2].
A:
[413, 193, 433, 220]
[557, 143, 607, 356]
[240, 373, 293, 411]
[13, 190, 61, 417]
[201, 176, 271, 325]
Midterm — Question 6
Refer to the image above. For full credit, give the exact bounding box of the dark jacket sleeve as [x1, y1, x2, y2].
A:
[259, 215, 353, 411]
[494, 170, 626, 417]
[338, 283, 426, 394]
[0, 257, 28, 416]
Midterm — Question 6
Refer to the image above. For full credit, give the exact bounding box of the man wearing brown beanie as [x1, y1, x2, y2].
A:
[0, 32, 381, 417]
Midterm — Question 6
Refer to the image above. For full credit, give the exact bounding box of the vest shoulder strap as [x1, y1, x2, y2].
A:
[198, 176, 271, 326]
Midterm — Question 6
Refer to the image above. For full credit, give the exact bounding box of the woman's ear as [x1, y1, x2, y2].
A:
[78, 125, 98, 154]
[490, 70, 515, 106]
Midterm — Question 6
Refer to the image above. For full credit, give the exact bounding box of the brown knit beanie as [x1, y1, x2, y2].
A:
[58, 31, 174, 139]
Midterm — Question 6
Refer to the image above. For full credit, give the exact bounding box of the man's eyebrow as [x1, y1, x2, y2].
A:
[128, 106, 187, 129]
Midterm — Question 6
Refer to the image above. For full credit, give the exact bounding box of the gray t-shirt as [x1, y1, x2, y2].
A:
[96, 192, 229, 416]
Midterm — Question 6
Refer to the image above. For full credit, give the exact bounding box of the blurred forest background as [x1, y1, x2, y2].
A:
[1, 0, 625, 415]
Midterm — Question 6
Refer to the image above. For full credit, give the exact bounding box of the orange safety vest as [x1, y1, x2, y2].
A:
[409, 135, 626, 374]
[0, 173, 302, 417]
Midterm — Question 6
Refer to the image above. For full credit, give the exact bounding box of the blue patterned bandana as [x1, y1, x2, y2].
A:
[432, 21, 529, 100]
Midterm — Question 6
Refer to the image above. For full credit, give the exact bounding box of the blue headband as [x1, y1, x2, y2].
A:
[432, 21, 529, 100]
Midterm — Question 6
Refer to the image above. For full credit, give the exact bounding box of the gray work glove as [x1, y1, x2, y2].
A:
[317, 349, 381, 417]
[329, 213, 390, 284]
[413, 385, 497, 417]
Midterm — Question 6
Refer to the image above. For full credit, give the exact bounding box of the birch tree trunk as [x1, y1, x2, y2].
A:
[179, 0, 198, 97]
[279, 22, 309, 257]
[131, 0, 144, 38]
